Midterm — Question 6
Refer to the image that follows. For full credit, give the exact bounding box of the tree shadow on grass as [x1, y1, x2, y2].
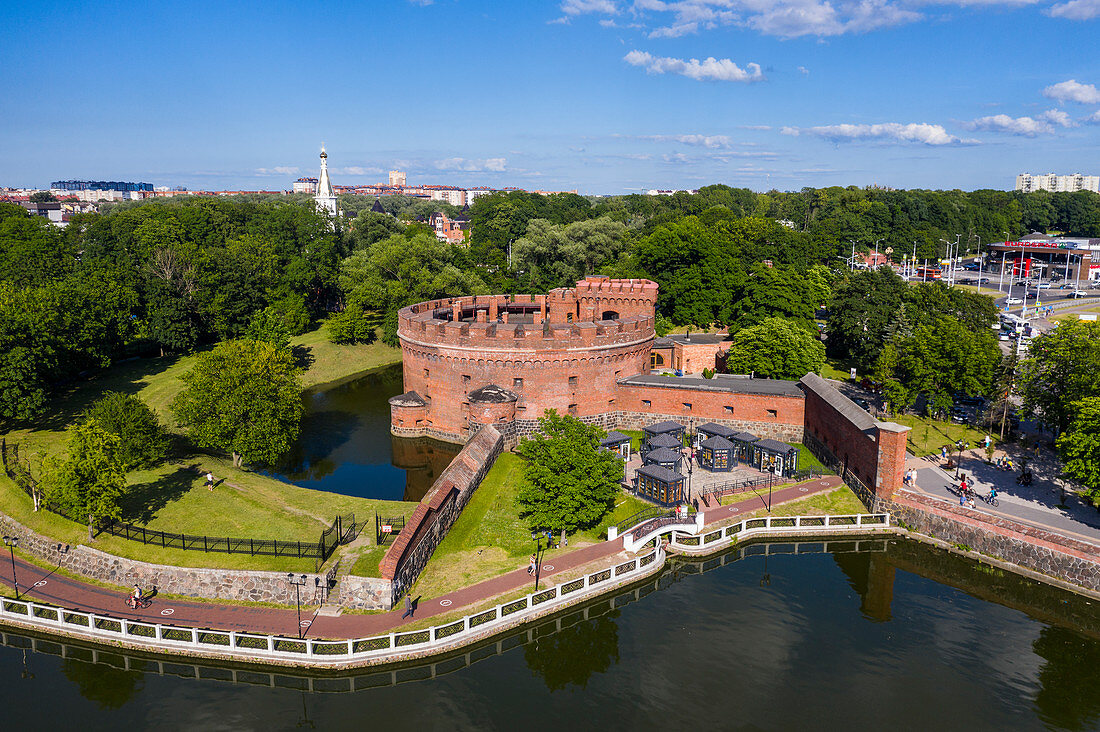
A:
[292, 344, 316, 372]
[119, 464, 199, 525]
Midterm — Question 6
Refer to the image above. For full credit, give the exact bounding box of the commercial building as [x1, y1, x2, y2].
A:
[989, 234, 1100, 282]
[1015, 173, 1100, 194]
[50, 180, 153, 192]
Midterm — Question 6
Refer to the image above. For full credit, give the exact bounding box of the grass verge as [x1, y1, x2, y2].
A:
[891, 414, 1000, 457]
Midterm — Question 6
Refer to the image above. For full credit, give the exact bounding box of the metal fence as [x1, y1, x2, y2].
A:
[376, 515, 406, 546]
[1, 438, 357, 561]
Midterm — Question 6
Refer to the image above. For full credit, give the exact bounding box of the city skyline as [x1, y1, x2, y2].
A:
[2, 1, 1099, 194]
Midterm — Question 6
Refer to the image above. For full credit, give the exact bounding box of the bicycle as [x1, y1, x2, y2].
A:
[982, 492, 999, 507]
[126, 595, 152, 610]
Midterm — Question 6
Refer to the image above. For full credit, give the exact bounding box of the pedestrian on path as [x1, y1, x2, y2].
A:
[402, 594, 413, 620]
[205, 472, 214, 491]
[527, 554, 536, 575]
[941, 445, 948, 460]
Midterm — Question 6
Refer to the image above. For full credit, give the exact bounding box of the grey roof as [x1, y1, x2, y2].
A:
[600, 430, 630, 446]
[646, 433, 682, 449]
[700, 435, 735, 450]
[666, 333, 731, 345]
[798, 373, 876, 431]
[644, 420, 686, 435]
[755, 438, 795, 453]
[732, 431, 759, 443]
[467, 384, 518, 403]
[697, 422, 736, 438]
[388, 391, 426, 407]
[643, 447, 682, 464]
[653, 337, 674, 347]
[621, 373, 804, 398]
[636, 464, 686, 483]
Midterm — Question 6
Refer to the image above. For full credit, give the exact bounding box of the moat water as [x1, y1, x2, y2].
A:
[269, 364, 460, 503]
[3, 538, 1099, 731]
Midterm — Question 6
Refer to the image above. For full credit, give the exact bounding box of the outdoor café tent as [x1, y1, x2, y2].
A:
[634, 463, 687, 506]
[698, 435, 735, 472]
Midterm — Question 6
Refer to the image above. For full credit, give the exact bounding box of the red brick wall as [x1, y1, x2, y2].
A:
[672, 341, 726, 374]
[803, 386, 879, 489]
[616, 382, 805, 440]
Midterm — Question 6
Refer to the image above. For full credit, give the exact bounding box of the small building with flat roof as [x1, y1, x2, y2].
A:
[634, 464, 686, 506]
[600, 430, 631, 459]
[752, 438, 799, 477]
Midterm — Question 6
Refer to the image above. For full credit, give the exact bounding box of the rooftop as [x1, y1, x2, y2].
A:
[467, 384, 518, 403]
[636, 464, 686, 483]
[697, 422, 737, 438]
[700, 435, 735, 449]
[756, 438, 796, 453]
[643, 447, 682, 463]
[600, 430, 630, 445]
[643, 421, 686, 435]
[621, 373, 805, 398]
[665, 333, 731, 345]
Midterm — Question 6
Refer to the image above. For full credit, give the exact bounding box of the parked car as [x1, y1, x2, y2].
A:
[1005, 297, 1023, 305]
[954, 394, 984, 406]
[1070, 290, 1089, 298]
[950, 408, 968, 424]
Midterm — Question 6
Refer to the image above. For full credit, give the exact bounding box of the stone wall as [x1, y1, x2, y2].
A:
[0, 514, 324, 605]
[339, 575, 394, 611]
[887, 490, 1100, 593]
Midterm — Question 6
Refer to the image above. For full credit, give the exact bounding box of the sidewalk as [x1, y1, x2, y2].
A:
[906, 452, 1100, 547]
[0, 474, 847, 641]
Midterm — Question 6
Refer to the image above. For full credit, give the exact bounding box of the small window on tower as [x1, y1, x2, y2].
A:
[642, 399, 651, 407]
[683, 402, 692, 411]
[568, 403, 578, 416]
[767, 409, 778, 418]
[724, 405, 734, 414]
[423, 368, 429, 378]
[513, 378, 523, 389]
[462, 374, 471, 386]
[569, 375, 578, 388]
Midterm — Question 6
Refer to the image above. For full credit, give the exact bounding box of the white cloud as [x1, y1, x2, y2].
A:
[434, 157, 507, 172]
[639, 133, 732, 148]
[798, 66, 810, 75]
[965, 113, 1056, 136]
[624, 50, 763, 82]
[662, 152, 691, 163]
[406, 0, 433, 5]
[1046, 0, 1100, 18]
[1083, 110, 1100, 124]
[1042, 79, 1100, 104]
[562, 0, 618, 14]
[255, 166, 300, 176]
[1039, 108, 1076, 127]
[648, 21, 699, 37]
[783, 122, 966, 145]
[739, 124, 773, 130]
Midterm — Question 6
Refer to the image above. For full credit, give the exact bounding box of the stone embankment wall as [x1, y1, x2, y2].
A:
[339, 575, 393, 611]
[0, 514, 324, 605]
[888, 490, 1100, 593]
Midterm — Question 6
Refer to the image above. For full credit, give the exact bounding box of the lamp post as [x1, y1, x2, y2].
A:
[3, 535, 19, 599]
[530, 531, 543, 590]
[287, 573, 307, 639]
[954, 440, 965, 479]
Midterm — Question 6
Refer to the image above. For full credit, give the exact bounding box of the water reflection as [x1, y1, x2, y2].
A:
[271, 364, 460, 502]
[3, 538, 1100, 730]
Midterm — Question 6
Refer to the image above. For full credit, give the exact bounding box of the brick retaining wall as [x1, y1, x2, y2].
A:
[887, 490, 1100, 593]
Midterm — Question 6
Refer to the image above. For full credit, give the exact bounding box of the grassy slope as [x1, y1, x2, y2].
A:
[891, 414, 1000, 457]
[409, 452, 650, 598]
[0, 322, 412, 572]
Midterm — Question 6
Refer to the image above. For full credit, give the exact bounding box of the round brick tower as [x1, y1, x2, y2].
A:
[390, 276, 659, 444]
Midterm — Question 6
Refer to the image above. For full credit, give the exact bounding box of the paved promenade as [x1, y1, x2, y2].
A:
[906, 453, 1100, 547]
[0, 476, 842, 641]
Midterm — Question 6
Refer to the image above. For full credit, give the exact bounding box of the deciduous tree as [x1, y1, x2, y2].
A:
[723, 317, 825, 379]
[1057, 397, 1100, 497]
[47, 419, 128, 539]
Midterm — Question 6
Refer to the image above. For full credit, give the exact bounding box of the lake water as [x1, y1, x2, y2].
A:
[270, 364, 460, 502]
[3, 538, 1098, 731]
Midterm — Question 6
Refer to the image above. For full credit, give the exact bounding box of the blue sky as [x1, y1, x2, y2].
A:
[1, 0, 1098, 194]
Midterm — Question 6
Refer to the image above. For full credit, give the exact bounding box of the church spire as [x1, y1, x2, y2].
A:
[314, 144, 338, 217]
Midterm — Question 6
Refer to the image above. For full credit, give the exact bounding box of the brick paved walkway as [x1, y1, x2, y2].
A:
[0, 475, 844, 641]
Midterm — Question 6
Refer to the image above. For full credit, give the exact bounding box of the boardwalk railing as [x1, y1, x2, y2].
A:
[698, 469, 822, 508]
[669, 512, 890, 550]
[0, 545, 667, 667]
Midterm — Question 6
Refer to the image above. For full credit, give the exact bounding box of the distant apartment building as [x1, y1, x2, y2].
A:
[1015, 173, 1100, 194]
[465, 188, 495, 205]
[293, 177, 318, 194]
[429, 188, 466, 207]
[389, 170, 407, 187]
[646, 188, 700, 196]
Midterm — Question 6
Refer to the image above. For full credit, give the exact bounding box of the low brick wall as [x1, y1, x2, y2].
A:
[380, 425, 504, 603]
[887, 490, 1100, 593]
[0, 514, 323, 605]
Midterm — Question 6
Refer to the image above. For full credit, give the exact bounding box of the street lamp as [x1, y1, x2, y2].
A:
[954, 440, 965, 479]
[3, 535, 18, 599]
[287, 573, 307, 639]
[529, 531, 543, 589]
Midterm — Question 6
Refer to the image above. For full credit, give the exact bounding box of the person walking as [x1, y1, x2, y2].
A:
[205, 471, 214, 491]
[402, 594, 414, 620]
[527, 554, 537, 576]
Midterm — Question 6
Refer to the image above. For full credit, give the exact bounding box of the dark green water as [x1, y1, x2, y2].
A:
[270, 364, 460, 502]
[3, 538, 1099, 731]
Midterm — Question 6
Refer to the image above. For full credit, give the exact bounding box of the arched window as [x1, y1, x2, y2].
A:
[602, 310, 619, 320]
[651, 352, 665, 368]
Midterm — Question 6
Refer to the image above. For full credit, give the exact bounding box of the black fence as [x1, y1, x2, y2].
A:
[1, 438, 360, 561]
[376, 515, 406, 546]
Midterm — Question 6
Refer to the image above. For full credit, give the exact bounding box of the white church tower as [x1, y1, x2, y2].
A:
[314, 144, 338, 217]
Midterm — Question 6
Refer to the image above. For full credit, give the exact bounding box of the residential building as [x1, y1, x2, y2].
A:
[1015, 173, 1100, 194]
[293, 177, 318, 194]
[389, 170, 407, 187]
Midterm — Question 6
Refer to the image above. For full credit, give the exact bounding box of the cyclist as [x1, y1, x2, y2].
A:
[988, 486, 997, 501]
[129, 585, 143, 609]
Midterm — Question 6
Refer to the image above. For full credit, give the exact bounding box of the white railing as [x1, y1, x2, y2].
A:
[0, 545, 666, 667]
[669, 513, 891, 552]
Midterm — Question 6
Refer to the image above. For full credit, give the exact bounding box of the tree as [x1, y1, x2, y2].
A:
[326, 301, 377, 345]
[1017, 320, 1100, 435]
[826, 268, 908, 364]
[171, 339, 304, 467]
[516, 411, 624, 536]
[47, 419, 128, 539]
[29, 190, 58, 203]
[723, 317, 826, 379]
[1057, 397, 1100, 497]
[84, 392, 168, 470]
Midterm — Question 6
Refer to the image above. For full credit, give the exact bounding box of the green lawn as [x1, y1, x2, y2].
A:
[891, 414, 999, 457]
[785, 442, 832, 473]
[820, 358, 855, 381]
[722, 485, 867, 519]
[411, 452, 650, 599]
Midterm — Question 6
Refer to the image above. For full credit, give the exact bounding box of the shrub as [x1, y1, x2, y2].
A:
[84, 392, 168, 470]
